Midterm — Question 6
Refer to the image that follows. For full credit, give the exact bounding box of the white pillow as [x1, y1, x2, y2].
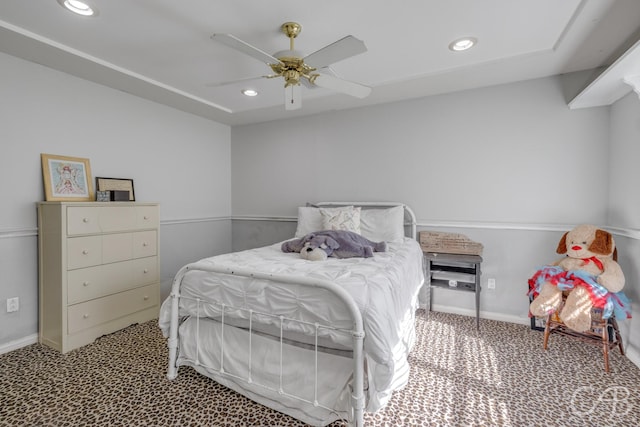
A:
[360, 206, 405, 243]
[295, 206, 355, 237]
[320, 206, 361, 233]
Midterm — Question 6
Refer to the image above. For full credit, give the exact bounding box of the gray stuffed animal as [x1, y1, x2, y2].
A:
[281, 230, 387, 260]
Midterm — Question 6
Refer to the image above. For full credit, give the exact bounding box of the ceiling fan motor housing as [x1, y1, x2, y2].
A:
[270, 50, 315, 86]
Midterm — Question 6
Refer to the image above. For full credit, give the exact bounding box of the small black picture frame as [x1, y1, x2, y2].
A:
[95, 177, 135, 201]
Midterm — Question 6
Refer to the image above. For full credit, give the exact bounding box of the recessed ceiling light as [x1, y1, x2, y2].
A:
[449, 37, 477, 52]
[242, 89, 259, 97]
[57, 0, 98, 17]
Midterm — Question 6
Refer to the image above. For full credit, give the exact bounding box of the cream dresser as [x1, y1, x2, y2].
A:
[37, 202, 160, 353]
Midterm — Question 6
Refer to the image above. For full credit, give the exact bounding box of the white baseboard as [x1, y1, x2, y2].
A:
[625, 346, 640, 369]
[430, 304, 530, 326]
[0, 333, 37, 355]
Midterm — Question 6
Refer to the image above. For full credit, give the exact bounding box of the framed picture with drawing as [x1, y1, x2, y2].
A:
[41, 153, 94, 201]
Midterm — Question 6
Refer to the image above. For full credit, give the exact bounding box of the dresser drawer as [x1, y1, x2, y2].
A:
[67, 206, 143, 235]
[67, 261, 131, 304]
[133, 231, 157, 258]
[136, 206, 159, 229]
[67, 283, 159, 334]
[68, 232, 158, 270]
[67, 236, 102, 270]
[67, 257, 159, 304]
[67, 207, 101, 235]
[132, 256, 159, 285]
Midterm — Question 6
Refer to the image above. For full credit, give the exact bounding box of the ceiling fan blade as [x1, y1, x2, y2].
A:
[310, 74, 372, 99]
[285, 85, 302, 110]
[300, 66, 337, 89]
[211, 33, 280, 65]
[304, 35, 367, 69]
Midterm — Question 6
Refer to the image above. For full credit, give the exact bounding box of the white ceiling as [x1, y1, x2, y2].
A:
[1, 0, 640, 126]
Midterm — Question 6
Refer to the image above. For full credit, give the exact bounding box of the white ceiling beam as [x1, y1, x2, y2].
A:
[569, 38, 640, 109]
[623, 74, 640, 98]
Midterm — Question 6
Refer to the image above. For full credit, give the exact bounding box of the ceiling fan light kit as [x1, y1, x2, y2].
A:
[211, 21, 371, 110]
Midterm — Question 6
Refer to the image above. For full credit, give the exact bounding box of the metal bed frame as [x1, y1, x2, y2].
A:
[166, 202, 417, 426]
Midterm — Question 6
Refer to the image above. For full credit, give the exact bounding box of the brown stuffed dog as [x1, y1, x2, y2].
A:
[529, 224, 625, 332]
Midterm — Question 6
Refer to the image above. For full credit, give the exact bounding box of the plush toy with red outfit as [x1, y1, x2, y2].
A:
[528, 224, 631, 332]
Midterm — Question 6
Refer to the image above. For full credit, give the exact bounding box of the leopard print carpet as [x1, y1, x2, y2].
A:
[1, 310, 639, 426]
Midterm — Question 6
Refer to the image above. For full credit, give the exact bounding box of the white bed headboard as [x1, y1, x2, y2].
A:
[313, 202, 417, 240]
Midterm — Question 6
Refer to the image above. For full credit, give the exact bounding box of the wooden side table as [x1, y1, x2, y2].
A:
[424, 252, 482, 329]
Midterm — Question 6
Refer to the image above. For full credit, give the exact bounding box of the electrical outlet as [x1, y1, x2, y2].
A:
[7, 297, 19, 313]
[487, 278, 496, 290]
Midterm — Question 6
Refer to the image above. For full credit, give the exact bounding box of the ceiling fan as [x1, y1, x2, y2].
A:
[211, 22, 371, 110]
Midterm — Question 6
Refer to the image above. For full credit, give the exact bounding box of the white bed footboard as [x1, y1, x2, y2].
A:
[166, 264, 366, 427]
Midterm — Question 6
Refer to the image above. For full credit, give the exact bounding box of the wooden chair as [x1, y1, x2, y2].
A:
[542, 294, 624, 373]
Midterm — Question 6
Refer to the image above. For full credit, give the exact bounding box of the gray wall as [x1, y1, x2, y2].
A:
[608, 92, 640, 364]
[231, 75, 640, 365]
[0, 52, 232, 349]
[609, 92, 640, 230]
[231, 76, 609, 223]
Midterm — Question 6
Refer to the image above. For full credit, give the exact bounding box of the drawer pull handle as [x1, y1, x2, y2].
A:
[83, 281, 90, 287]
[143, 242, 148, 247]
[143, 269, 149, 274]
[144, 216, 150, 220]
[143, 295, 149, 300]
[83, 218, 90, 223]
[83, 314, 89, 319]
[82, 250, 89, 255]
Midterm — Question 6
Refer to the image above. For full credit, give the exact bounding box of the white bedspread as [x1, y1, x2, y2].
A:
[159, 237, 424, 412]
